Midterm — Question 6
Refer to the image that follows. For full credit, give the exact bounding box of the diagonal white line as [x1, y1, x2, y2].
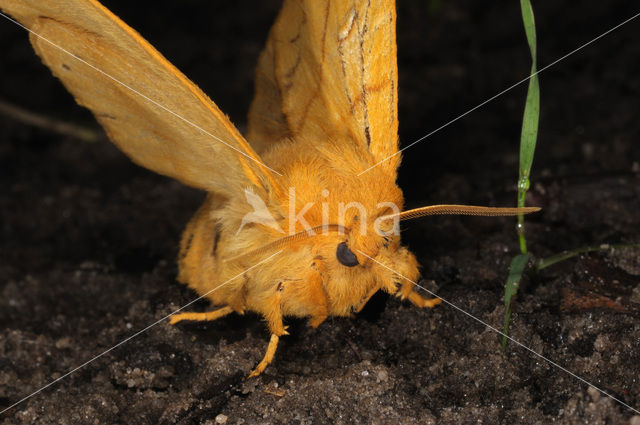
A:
[0, 250, 282, 416]
[357, 249, 640, 415]
[0, 11, 283, 177]
[358, 11, 640, 176]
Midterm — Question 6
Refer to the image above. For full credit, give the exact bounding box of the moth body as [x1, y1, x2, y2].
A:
[178, 138, 422, 331]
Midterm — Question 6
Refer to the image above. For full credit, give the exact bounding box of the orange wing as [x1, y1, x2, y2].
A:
[247, 0, 400, 174]
[0, 0, 280, 198]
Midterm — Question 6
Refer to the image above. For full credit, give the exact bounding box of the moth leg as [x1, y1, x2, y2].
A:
[248, 285, 288, 377]
[353, 284, 381, 314]
[386, 246, 441, 309]
[406, 290, 442, 308]
[168, 305, 233, 325]
[306, 257, 329, 328]
[264, 283, 288, 336]
[248, 334, 279, 378]
[399, 281, 442, 309]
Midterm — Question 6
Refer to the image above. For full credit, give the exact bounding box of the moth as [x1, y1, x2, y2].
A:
[1, 0, 538, 377]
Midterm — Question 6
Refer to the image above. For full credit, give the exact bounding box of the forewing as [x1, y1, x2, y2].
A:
[0, 0, 279, 197]
[247, 0, 400, 173]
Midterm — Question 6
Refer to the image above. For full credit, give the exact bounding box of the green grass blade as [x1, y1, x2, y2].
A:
[535, 243, 640, 270]
[505, 0, 540, 348]
[502, 253, 529, 350]
[517, 0, 540, 254]
[520, 0, 537, 59]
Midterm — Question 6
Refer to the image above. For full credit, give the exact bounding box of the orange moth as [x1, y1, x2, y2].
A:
[0, 0, 538, 376]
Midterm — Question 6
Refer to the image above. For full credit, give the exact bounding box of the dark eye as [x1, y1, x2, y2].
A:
[336, 242, 359, 267]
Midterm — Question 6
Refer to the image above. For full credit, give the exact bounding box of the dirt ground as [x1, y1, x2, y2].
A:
[1, 1, 639, 424]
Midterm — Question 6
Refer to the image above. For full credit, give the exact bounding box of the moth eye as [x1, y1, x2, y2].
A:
[336, 242, 359, 267]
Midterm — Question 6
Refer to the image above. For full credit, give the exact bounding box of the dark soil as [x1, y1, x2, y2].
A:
[1, 1, 639, 424]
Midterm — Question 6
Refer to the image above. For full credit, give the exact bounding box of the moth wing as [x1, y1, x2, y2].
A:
[0, 0, 278, 197]
[247, 0, 399, 173]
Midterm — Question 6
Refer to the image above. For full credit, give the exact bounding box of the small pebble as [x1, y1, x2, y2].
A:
[215, 414, 228, 424]
[594, 334, 608, 352]
[55, 337, 72, 350]
[377, 370, 388, 382]
[629, 416, 640, 425]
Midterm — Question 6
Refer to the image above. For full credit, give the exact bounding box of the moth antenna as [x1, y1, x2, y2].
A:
[225, 224, 347, 262]
[385, 205, 541, 221]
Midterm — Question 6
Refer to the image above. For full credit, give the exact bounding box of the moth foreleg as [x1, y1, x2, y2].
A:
[168, 305, 233, 325]
[248, 334, 279, 378]
[399, 280, 441, 309]
[390, 247, 441, 309]
[306, 258, 329, 328]
[248, 289, 288, 377]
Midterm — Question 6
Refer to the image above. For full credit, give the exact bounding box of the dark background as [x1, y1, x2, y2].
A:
[1, 1, 639, 424]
